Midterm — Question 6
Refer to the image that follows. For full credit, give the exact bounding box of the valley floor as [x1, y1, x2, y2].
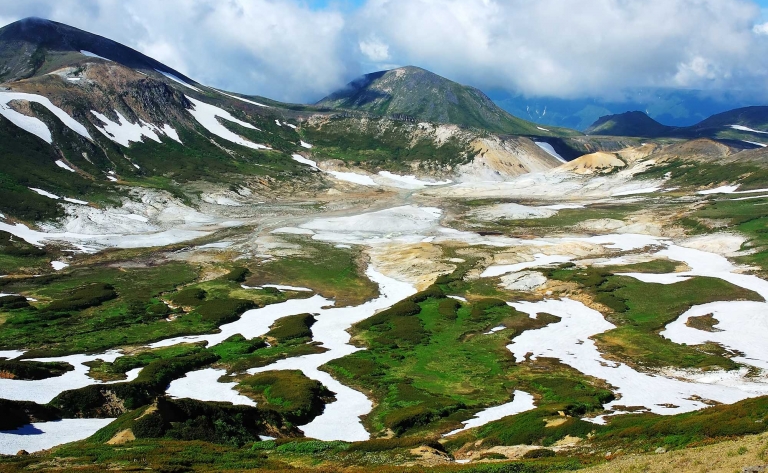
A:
[2, 151, 768, 472]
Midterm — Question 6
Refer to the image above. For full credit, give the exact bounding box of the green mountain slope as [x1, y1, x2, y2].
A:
[317, 66, 576, 136]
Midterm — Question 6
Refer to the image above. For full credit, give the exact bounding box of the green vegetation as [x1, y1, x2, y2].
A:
[0, 231, 49, 274]
[89, 397, 293, 447]
[266, 313, 316, 343]
[236, 370, 334, 424]
[640, 159, 768, 191]
[325, 286, 567, 435]
[0, 399, 61, 430]
[304, 117, 474, 171]
[51, 350, 220, 417]
[0, 359, 73, 380]
[0, 260, 295, 356]
[85, 344, 205, 381]
[247, 241, 378, 306]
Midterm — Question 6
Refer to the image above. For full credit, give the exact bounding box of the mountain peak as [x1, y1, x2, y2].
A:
[0, 16, 192, 83]
[317, 66, 561, 135]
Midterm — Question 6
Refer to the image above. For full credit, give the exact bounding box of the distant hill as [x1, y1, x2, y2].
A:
[584, 106, 768, 147]
[316, 66, 574, 136]
[685, 106, 768, 135]
[488, 88, 761, 131]
[585, 111, 675, 137]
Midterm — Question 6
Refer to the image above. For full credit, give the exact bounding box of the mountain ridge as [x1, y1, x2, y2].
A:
[0, 17, 196, 84]
[316, 66, 575, 136]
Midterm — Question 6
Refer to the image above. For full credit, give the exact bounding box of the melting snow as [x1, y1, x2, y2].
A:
[698, 184, 768, 195]
[292, 154, 319, 169]
[443, 391, 536, 436]
[0, 419, 113, 455]
[535, 142, 566, 163]
[79, 50, 111, 61]
[161, 124, 182, 144]
[376, 171, 452, 189]
[55, 160, 75, 172]
[29, 188, 59, 199]
[508, 299, 765, 421]
[0, 351, 138, 404]
[156, 69, 202, 92]
[51, 261, 69, 271]
[300, 141, 313, 149]
[0, 92, 92, 143]
[611, 186, 662, 196]
[730, 124, 768, 134]
[185, 96, 270, 150]
[247, 268, 416, 441]
[743, 140, 767, 148]
[91, 110, 177, 147]
[216, 90, 269, 107]
[166, 368, 256, 406]
[290, 155, 376, 185]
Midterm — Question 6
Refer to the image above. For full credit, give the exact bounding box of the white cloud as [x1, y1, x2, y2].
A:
[754, 21, 768, 35]
[0, 0, 350, 103]
[352, 0, 768, 99]
[359, 37, 390, 62]
[1, 0, 768, 102]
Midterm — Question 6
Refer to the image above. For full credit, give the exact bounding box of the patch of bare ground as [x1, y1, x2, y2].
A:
[583, 432, 768, 473]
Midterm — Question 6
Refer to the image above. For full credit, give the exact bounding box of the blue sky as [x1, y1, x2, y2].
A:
[1, 0, 767, 104]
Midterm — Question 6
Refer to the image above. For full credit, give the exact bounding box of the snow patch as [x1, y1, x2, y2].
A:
[166, 368, 256, 406]
[443, 391, 536, 436]
[29, 187, 59, 199]
[55, 160, 75, 172]
[611, 186, 662, 196]
[79, 50, 111, 61]
[216, 89, 269, 107]
[91, 110, 165, 147]
[535, 142, 566, 163]
[156, 69, 201, 92]
[50, 261, 69, 271]
[0, 92, 92, 143]
[730, 124, 768, 134]
[376, 171, 452, 189]
[0, 419, 114, 455]
[509, 299, 764, 421]
[185, 96, 270, 150]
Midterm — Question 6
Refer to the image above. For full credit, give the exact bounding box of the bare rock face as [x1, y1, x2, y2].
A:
[16, 450, 29, 456]
[742, 467, 768, 473]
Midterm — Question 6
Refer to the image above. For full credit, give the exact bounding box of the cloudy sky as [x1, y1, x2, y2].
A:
[1, 0, 768, 104]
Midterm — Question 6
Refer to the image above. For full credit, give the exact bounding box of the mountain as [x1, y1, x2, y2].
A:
[584, 106, 768, 147]
[585, 111, 675, 137]
[686, 106, 768, 133]
[316, 66, 573, 136]
[488, 88, 762, 131]
[0, 17, 196, 84]
[0, 18, 572, 224]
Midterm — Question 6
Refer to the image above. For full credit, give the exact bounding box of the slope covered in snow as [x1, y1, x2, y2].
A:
[185, 96, 271, 150]
[0, 92, 92, 143]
